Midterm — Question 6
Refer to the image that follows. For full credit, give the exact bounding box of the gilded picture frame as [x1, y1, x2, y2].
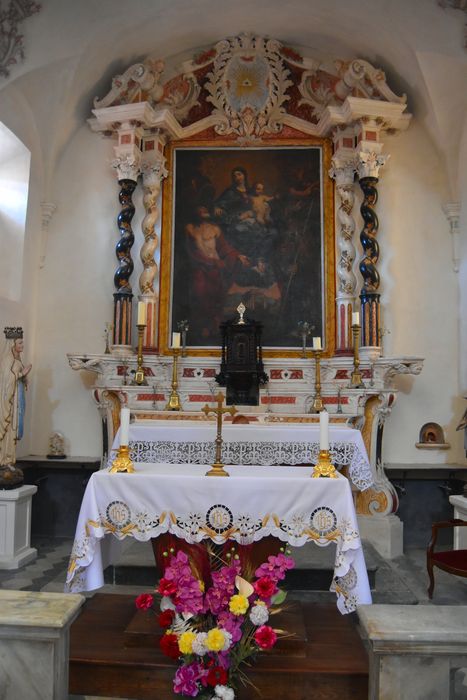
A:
[158, 138, 335, 357]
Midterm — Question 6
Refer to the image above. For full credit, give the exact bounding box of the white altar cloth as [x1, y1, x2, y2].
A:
[110, 422, 373, 491]
[66, 463, 372, 614]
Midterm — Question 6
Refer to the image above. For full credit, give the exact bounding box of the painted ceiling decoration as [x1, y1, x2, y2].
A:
[0, 0, 41, 79]
[90, 32, 410, 142]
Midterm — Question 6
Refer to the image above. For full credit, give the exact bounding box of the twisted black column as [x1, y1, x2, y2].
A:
[113, 178, 136, 346]
[358, 176, 380, 347]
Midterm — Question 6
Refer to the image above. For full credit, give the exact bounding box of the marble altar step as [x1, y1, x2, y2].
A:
[103, 539, 380, 591]
[69, 593, 369, 700]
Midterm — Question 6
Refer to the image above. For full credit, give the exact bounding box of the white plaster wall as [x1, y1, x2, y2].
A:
[377, 124, 463, 464]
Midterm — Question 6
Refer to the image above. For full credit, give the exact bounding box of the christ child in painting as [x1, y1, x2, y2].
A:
[250, 182, 275, 226]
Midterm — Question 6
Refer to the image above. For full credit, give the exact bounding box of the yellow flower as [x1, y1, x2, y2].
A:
[206, 628, 226, 652]
[229, 594, 249, 616]
[178, 631, 196, 655]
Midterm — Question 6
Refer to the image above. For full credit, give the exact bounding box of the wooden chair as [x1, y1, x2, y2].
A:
[427, 519, 467, 599]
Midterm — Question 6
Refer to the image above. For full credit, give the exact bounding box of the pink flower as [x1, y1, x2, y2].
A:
[135, 593, 154, 610]
[173, 662, 204, 696]
[254, 625, 277, 650]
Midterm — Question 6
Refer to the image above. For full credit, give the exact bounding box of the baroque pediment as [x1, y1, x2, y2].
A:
[91, 33, 410, 140]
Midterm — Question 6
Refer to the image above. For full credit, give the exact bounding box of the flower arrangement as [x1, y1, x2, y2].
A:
[135, 544, 295, 699]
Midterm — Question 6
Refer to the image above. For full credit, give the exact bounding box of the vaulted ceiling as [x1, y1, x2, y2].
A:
[1, 0, 466, 197]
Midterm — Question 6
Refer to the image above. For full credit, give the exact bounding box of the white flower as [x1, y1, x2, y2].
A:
[160, 596, 175, 611]
[192, 632, 208, 656]
[220, 629, 232, 651]
[215, 686, 235, 700]
[249, 602, 269, 626]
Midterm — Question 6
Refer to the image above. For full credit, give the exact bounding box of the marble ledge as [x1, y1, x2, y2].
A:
[358, 604, 467, 645]
[0, 590, 84, 628]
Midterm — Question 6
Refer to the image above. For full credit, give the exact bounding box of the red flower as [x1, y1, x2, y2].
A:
[206, 666, 228, 687]
[158, 609, 175, 628]
[158, 577, 177, 596]
[160, 632, 181, 659]
[135, 593, 154, 610]
[253, 576, 277, 600]
[254, 625, 277, 650]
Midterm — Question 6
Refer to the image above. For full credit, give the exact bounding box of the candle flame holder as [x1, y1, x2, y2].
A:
[131, 323, 147, 386]
[312, 449, 338, 479]
[109, 445, 135, 473]
[350, 323, 364, 388]
[165, 348, 182, 411]
[310, 349, 324, 413]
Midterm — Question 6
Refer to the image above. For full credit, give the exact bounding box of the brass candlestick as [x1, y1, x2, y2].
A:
[350, 324, 364, 388]
[165, 348, 182, 411]
[312, 449, 338, 479]
[109, 444, 135, 473]
[131, 324, 147, 386]
[201, 391, 237, 477]
[311, 350, 324, 412]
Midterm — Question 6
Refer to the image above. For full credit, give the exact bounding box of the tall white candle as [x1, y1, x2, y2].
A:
[319, 409, 329, 451]
[120, 407, 130, 446]
[352, 311, 360, 326]
[312, 336, 322, 350]
[137, 301, 146, 326]
[172, 332, 181, 349]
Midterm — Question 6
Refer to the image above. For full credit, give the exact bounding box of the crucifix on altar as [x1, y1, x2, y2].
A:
[201, 391, 237, 477]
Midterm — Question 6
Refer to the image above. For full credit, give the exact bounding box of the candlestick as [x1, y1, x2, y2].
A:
[350, 323, 364, 388]
[109, 407, 135, 473]
[311, 449, 337, 479]
[319, 409, 329, 450]
[310, 349, 324, 413]
[165, 348, 182, 411]
[137, 301, 146, 326]
[172, 332, 181, 349]
[131, 324, 147, 385]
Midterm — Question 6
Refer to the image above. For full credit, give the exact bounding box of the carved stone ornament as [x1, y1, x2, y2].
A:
[204, 33, 293, 140]
[0, 0, 41, 79]
[94, 60, 166, 109]
[110, 154, 141, 182]
[357, 151, 389, 179]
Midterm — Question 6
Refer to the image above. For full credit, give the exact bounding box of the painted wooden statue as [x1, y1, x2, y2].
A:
[0, 327, 32, 488]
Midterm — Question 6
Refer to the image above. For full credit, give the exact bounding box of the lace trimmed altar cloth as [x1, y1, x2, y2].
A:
[66, 464, 372, 614]
[109, 422, 373, 492]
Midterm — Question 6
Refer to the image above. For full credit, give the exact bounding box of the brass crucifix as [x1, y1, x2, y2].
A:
[201, 391, 237, 477]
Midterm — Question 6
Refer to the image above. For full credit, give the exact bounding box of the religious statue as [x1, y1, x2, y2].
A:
[0, 327, 32, 488]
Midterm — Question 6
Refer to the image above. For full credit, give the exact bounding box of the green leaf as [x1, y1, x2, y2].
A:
[271, 589, 287, 605]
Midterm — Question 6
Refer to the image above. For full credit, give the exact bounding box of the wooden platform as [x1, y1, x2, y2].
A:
[69, 594, 369, 700]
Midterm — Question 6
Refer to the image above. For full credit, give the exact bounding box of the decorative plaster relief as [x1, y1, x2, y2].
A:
[0, 0, 40, 79]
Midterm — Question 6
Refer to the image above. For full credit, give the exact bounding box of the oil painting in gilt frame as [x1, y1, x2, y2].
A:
[158, 139, 335, 356]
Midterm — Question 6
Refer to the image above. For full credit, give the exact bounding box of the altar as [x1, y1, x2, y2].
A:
[110, 421, 373, 491]
[66, 463, 371, 614]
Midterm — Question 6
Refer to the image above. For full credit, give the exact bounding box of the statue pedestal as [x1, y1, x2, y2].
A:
[0, 484, 37, 570]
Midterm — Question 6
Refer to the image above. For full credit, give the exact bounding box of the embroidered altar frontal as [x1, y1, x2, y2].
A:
[66, 464, 371, 614]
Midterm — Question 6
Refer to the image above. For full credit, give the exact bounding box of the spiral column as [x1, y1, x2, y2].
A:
[111, 126, 142, 352]
[139, 136, 168, 351]
[329, 132, 358, 354]
[356, 130, 388, 350]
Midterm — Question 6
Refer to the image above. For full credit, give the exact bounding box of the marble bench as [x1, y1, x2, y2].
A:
[0, 589, 84, 700]
[358, 604, 467, 700]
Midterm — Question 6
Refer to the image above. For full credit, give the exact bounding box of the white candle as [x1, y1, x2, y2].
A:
[172, 332, 181, 349]
[137, 302, 146, 326]
[312, 336, 322, 350]
[120, 407, 130, 446]
[319, 409, 329, 451]
[352, 311, 360, 326]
